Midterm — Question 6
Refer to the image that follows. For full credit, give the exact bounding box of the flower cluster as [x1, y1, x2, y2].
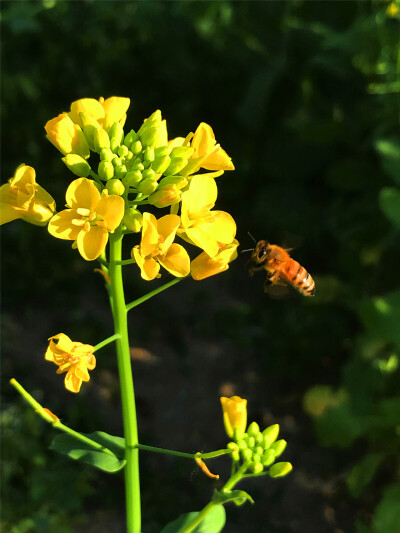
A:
[1, 96, 237, 280]
[221, 396, 292, 478]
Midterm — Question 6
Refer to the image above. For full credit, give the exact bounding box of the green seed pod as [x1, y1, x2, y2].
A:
[269, 440, 287, 458]
[118, 145, 129, 158]
[137, 178, 158, 195]
[261, 449, 275, 467]
[98, 161, 114, 181]
[269, 462, 292, 478]
[114, 165, 127, 179]
[62, 154, 91, 177]
[262, 424, 280, 449]
[164, 157, 188, 176]
[108, 122, 124, 145]
[130, 140, 142, 155]
[142, 168, 156, 181]
[250, 461, 264, 474]
[124, 170, 143, 187]
[100, 148, 114, 161]
[170, 146, 194, 159]
[123, 207, 143, 232]
[106, 178, 125, 196]
[152, 155, 171, 174]
[94, 127, 111, 152]
[143, 147, 155, 162]
[247, 422, 260, 438]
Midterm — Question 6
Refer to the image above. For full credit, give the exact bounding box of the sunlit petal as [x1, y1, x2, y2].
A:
[96, 195, 124, 230]
[76, 224, 108, 261]
[48, 210, 81, 240]
[159, 243, 190, 277]
[66, 178, 100, 210]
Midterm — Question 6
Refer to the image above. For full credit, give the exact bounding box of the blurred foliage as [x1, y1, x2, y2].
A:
[1, 0, 400, 532]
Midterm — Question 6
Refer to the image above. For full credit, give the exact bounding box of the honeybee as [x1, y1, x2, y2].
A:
[247, 240, 315, 297]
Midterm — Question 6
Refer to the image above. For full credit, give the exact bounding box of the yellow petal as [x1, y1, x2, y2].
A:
[140, 212, 159, 257]
[133, 247, 160, 280]
[23, 200, 55, 226]
[101, 97, 130, 131]
[45, 113, 89, 158]
[48, 210, 82, 240]
[191, 240, 238, 280]
[201, 211, 236, 244]
[96, 195, 124, 230]
[183, 176, 217, 215]
[64, 370, 82, 393]
[185, 226, 220, 258]
[76, 224, 108, 261]
[159, 243, 190, 278]
[191, 123, 216, 158]
[10, 164, 36, 190]
[156, 214, 180, 252]
[202, 145, 235, 171]
[69, 98, 105, 127]
[0, 202, 24, 225]
[66, 178, 100, 210]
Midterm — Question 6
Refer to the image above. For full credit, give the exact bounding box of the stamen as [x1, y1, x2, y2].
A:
[76, 207, 91, 217]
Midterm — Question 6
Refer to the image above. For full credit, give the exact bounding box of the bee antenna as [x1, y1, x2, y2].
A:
[247, 232, 257, 244]
[241, 248, 254, 254]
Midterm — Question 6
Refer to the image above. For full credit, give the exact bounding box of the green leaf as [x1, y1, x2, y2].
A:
[49, 431, 126, 473]
[372, 483, 400, 533]
[359, 290, 400, 349]
[379, 187, 400, 227]
[213, 489, 254, 507]
[160, 505, 226, 533]
[347, 452, 385, 498]
[375, 138, 400, 184]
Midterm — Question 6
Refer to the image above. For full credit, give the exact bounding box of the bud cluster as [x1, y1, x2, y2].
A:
[227, 422, 292, 478]
[91, 111, 193, 207]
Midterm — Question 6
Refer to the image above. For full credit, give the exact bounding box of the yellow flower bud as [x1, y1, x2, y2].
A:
[164, 157, 188, 176]
[220, 396, 247, 439]
[94, 127, 111, 152]
[45, 113, 90, 158]
[137, 178, 158, 195]
[62, 154, 91, 177]
[148, 184, 181, 208]
[79, 112, 101, 151]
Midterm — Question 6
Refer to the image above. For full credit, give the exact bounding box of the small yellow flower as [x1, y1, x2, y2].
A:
[191, 239, 239, 280]
[220, 396, 247, 438]
[68, 96, 130, 132]
[48, 178, 124, 260]
[0, 164, 55, 226]
[179, 175, 236, 258]
[45, 113, 90, 159]
[386, 1, 399, 17]
[132, 212, 190, 280]
[45, 333, 96, 393]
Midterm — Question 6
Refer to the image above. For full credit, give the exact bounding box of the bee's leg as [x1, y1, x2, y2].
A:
[263, 271, 280, 293]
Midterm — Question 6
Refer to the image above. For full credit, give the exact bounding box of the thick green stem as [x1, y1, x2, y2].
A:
[109, 230, 141, 533]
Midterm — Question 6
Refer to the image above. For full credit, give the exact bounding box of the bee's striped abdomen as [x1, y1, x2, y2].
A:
[283, 260, 315, 297]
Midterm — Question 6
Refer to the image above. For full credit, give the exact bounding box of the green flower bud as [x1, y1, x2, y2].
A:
[108, 122, 124, 145]
[143, 147, 155, 162]
[100, 148, 114, 161]
[106, 178, 125, 196]
[94, 127, 111, 152]
[268, 462, 292, 478]
[110, 137, 120, 153]
[227, 442, 239, 451]
[142, 168, 156, 181]
[98, 161, 115, 181]
[140, 126, 159, 147]
[269, 439, 287, 458]
[142, 161, 151, 170]
[241, 448, 253, 462]
[92, 181, 103, 194]
[126, 151, 134, 162]
[132, 161, 144, 171]
[124, 129, 138, 147]
[123, 207, 143, 232]
[79, 112, 100, 151]
[62, 154, 91, 177]
[148, 184, 181, 208]
[261, 449, 275, 467]
[170, 146, 194, 159]
[247, 422, 260, 438]
[114, 165, 127, 179]
[158, 176, 188, 189]
[164, 157, 188, 176]
[112, 157, 123, 168]
[124, 170, 142, 187]
[151, 155, 171, 174]
[155, 146, 172, 158]
[137, 178, 158, 195]
[250, 462, 264, 474]
[255, 433, 264, 445]
[252, 453, 261, 464]
[233, 426, 245, 441]
[231, 449, 240, 462]
[255, 446, 264, 456]
[262, 424, 280, 449]
[130, 140, 142, 155]
[118, 145, 129, 158]
[245, 436, 255, 449]
[237, 439, 248, 450]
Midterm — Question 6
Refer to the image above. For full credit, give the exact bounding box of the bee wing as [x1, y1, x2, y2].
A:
[264, 283, 294, 299]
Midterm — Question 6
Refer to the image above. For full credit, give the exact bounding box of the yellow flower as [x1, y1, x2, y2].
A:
[45, 333, 96, 393]
[179, 175, 236, 258]
[0, 164, 55, 226]
[132, 212, 190, 280]
[191, 239, 239, 280]
[45, 113, 90, 159]
[48, 178, 124, 260]
[68, 96, 130, 132]
[220, 396, 247, 438]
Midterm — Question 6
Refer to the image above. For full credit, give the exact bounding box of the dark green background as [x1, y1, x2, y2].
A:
[1, 1, 399, 532]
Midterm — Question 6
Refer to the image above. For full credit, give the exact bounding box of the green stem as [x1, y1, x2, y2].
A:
[115, 259, 135, 266]
[109, 229, 141, 533]
[10, 379, 117, 457]
[94, 334, 120, 352]
[97, 257, 109, 268]
[126, 277, 185, 312]
[136, 443, 231, 460]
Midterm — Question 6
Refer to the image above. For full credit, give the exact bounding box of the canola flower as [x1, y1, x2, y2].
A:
[220, 396, 248, 438]
[45, 333, 96, 393]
